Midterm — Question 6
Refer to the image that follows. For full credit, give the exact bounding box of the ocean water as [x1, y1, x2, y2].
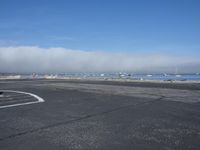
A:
[59, 73, 200, 81]
[130, 74, 200, 81]
[14, 73, 200, 81]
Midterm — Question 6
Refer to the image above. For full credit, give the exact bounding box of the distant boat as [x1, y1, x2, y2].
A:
[118, 72, 126, 78]
[163, 73, 168, 76]
[100, 73, 105, 77]
[175, 75, 181, 77]
[175, 67, 181, 77]
[147, 74, 153, 77]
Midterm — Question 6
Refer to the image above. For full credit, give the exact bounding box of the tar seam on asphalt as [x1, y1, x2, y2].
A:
[0, 96, 165, 141]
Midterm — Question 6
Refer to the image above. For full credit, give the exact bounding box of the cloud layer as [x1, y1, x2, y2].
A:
[0, 46, 199, 73]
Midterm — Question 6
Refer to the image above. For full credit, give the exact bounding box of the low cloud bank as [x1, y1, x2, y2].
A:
[0, 46, 199, 73]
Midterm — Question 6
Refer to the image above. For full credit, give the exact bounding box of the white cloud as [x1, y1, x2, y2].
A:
[0, 46, 199, 73]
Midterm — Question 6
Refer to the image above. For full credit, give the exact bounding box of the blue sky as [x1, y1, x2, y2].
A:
[0, 0, 200, 73]
[0, 0, 200, 54]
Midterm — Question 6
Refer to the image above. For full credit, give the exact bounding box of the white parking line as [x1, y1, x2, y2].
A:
[0, 90, 45, 109]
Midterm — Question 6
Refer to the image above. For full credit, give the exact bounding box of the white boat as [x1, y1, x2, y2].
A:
[175, 75, 181, 77]
[163, 73, 168, 76]
[147, 74, 153, 77]
[100, 73, 105, 77]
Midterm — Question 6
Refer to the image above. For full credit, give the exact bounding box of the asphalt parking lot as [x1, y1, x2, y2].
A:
[0, 79, 200, 150]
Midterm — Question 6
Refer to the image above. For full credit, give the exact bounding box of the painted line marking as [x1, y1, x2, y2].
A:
[0, 90, 44, 109]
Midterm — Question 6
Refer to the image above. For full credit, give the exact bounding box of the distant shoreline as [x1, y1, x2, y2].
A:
[1, 76, 200, 83]
[1, 73, 200, 82]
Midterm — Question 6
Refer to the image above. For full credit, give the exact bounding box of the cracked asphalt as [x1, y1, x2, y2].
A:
[0, 79, 200, 150]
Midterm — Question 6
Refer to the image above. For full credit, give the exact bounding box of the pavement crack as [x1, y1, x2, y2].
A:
[0, 96, 164, 141]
